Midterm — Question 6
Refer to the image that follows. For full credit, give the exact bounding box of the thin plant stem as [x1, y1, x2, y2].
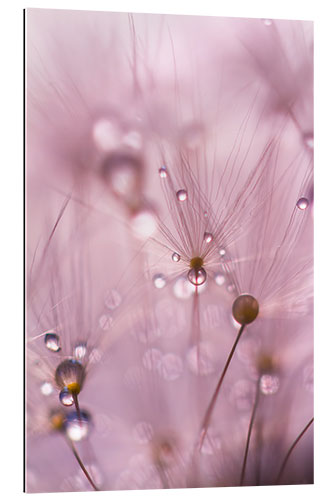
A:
[198, 324, 246, 451]
[275, 417, 314, 484]
[66, 438, 100, 491]
[240, 378, 261, 486]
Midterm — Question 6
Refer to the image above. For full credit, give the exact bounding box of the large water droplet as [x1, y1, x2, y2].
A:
[44, 333, 61, 352]
[172, 252, 180, 262]
[40, 382, 54, 396]
[260, 374, 280, 395]
[188, 267, 207, 286]
[65, 410, 91, 441]
[73, 343, 87, 360]
[131, 208, 157, 239]
[176, 189, 187, 202]
[158, 166, 168, 178]
[203, 232, 213, 244]
[59, 387, 74, 406]
[296, 197, 309, 210]
[153, 274, 167, 289]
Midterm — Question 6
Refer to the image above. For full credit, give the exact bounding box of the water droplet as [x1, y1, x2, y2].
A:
[65, 410, 91, 441]
[188, 267, 207, 286]
[173, 276, 195, 299]
[131, 208, 157, 239]
[44, 333, 61, 352]
[219, 248, 226, 257]
[104, 289, 122, 310]
[296, 197, 309, 210]
[203, 232, 213, 244]
[153, 274, 167, 289]
[214, 272, 225, 286]
[92, 118, 121, 152]
[40, 382, 53, 396]
[99, 314, 113, 331]
[260, 374, 280, 395]
[73, 343, 87, 360]
[176, 189, 187, 202]
[157, 353, 183, 381]
[102, 152, 142, 199]
[172, 252, 180, 262]
[133, 421, 154, 444]
[203, 211, 208, 218]
[262, 19, 272, 26]
[158, 166, 168, 178]
[59, 387, 74, 406]
[142, 348, 162, 371]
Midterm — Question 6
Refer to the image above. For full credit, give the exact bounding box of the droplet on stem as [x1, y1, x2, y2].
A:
[203, 232, 213, 244]
[44, 333, 61, 352]
[176, 189, 187, 202]
[158, 166, 168, 178]
[188, 267, 207, 286]
[65, 410, 91, 441]
[296, 197, 309, 210]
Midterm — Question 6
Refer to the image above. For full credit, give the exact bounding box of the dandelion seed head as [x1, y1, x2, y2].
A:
[55, 359, 85, 395]
[232, 294, 259, 325]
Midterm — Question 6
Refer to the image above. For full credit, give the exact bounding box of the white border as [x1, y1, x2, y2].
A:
[1, 1, 332, 499]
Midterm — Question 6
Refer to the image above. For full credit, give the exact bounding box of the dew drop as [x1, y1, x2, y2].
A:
[172, 252, 180, 262]
[219, 248, 226, 257]
[176, 189, 187, 202]
[260, 374, 280, 395]
[203, 232, 213, 244]
[296, 197, 309, 210]
[188, 267, 207, 286]
[65, 410, 91, 441]
[131, 208, 157, 239]
[59, 387, 74, 407]
[214, 272, 225, 286]
[44, 333, 61, 352]
[158, 166, 168, 178]
[40, 382, 54, 396]
[73, 343, 87, 360]
[153, 274, 167, 289]
[173, 276, 194, 299]
[104, 289, 122, 310]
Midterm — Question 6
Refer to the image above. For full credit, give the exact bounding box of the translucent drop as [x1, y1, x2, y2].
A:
[188, 267, 207, 286]
[73, 343, 87, 360]
[157, 353, 183, 381]
[260, 374, 280, 395]
[296, 197, 309, 210]
[99, 314, 113, 331]
[172, 252, 180, 262]
[65, 410, 91, 441]
[176, 189, 187, 202]
[158, 166, 168, 178]
[203, 232, 213, 243]
[92, 118, 120, 152]
[219, 248, 226, 257]
[131, 208, 157, 239]
[104, 289, 122, 310]
[102, 152, 141, 199]
[59, 387, 74, 407]
[173, 276, 194, 299]
[153, 274, 167, 289]
[44, 333, 61, 352]
[214, 272, 225, 286]
[40, 382, 53, 396]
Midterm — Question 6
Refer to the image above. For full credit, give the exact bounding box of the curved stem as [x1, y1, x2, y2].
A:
[66, 438, 100, 491]
[197, 324, 245, 451]
[275, 417, 314, 484]
[240, 379, 261, 486]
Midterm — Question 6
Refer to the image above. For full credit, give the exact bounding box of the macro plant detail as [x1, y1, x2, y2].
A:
[25, 8, 313, 493]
